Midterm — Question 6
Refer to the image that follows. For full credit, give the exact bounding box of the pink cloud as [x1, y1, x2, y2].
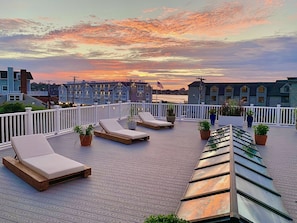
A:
[0, 18, 39, 31]
[35, 1, 278, 48]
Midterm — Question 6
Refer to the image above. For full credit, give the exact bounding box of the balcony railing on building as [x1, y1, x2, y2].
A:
[0, 102, 296, 149]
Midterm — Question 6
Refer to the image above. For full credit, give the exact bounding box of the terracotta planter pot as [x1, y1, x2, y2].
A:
[80, 135, 92, 146]
[255, 134, 267, 145]
[200, 130, 211, 140]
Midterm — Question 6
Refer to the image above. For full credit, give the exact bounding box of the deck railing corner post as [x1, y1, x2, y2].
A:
[54, 105, 60, 135]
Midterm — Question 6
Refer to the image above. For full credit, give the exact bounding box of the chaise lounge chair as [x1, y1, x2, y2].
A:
[137, 112, 174, 130]
[94, 118, 150, 144]
[2, 134, 91, 191]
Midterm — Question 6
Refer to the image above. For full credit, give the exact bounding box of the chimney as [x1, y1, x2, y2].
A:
[20, 69, 27, 94]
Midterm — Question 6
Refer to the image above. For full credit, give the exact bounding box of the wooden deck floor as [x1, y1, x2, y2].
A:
[0, 121, 296, 222]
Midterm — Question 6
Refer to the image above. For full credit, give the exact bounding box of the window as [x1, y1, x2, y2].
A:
[241, 86, 248, 93]
[2, 85, 7, 91]
[211, 86, 218, 92]
[211, 96, 217, 102]
[258, 97, 264, 103]
[226, 86, 233, 93]
[281, 85, 290, 93]
[241, 96, 247, 102]
[258, 86, 265, 93]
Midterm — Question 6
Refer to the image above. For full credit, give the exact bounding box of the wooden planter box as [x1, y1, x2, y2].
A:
[218, 115, 244, 127]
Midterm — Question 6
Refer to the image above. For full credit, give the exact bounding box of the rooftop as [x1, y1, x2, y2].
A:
[0, 121, 296, 222]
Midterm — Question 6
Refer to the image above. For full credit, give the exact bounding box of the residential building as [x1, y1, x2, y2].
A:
[0, 67, 33, 102]
[59, 81, 152, 105]
[188, 77, 297, 107]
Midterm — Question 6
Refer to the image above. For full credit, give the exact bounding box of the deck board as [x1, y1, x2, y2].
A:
[0, 121, 296, 222]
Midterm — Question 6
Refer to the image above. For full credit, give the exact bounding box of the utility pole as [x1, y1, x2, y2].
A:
[197, 76, 205, 104]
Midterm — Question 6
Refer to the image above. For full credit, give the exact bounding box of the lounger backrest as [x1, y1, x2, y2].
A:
[138, 112, 155, 121]
[11, 134, 55, 161]
[99, 119, 124, 133]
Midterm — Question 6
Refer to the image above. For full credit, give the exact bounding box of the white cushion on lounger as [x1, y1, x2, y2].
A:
[99, 118, 149, 139]
[138, 112, 173, 126]
[99, 119, 125, 133]
[11, 134, 85, 179]
[11, 134, 55, 161]
[22, 153, 85, 179]
[143, 120, 173, 126]
[110, 129, 148, 139]
[138, 112, 155, 121]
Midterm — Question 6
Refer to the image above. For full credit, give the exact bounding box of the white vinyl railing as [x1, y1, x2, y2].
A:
[0, 102, 296, 148]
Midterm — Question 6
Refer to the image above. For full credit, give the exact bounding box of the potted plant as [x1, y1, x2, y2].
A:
[246, 110, 254, 128]
[209, 108, 216, 125]
[198, 120, 211, 140]
[166, 104, 176, 124]
[74, 124, 94, 146]
[127, 105, 137, 130]
[253, 124, 269, 145]
[218, 99, 244, 126]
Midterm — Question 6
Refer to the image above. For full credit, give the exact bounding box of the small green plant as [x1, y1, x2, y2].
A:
[198, 120, 211, 131]
[253, 124, 269, 135]
[220, 99, 244, 116]
[74, 125, 94, 135]
[128, 104, 137, 121]
[144, 214, 189, 223]
[209, 108, 216, 115]
[246, 110, 254, 116]
[167, 104, 175, 116]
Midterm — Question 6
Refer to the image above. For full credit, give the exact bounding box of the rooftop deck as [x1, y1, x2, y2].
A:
[0, 121, 296, 222]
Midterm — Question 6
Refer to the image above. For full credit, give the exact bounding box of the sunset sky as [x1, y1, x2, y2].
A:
[1, 0, 297, 90]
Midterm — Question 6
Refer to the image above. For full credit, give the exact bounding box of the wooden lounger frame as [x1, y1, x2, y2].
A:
[137, 121, 174, 130]
[2, 156, 91, 191]
[94, 130, 149, 145]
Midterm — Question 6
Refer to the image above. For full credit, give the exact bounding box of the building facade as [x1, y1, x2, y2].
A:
[188, 77, 297, 107]
[59, 81, 152, 105]
[0, 67, 33, 102]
